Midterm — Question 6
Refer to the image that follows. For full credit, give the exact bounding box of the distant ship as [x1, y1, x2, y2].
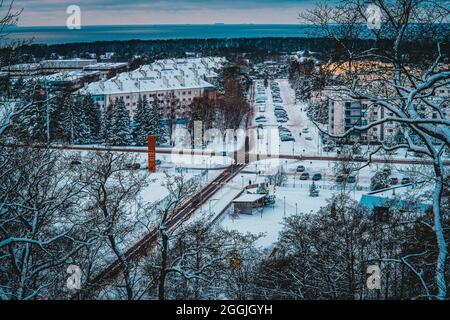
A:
[215, 23, 225, 25]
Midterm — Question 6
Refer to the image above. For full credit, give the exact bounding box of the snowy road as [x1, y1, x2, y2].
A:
[251, 79, 322, 157]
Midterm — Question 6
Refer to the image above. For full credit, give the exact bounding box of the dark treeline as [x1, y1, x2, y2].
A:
[4, 36, 448, 65]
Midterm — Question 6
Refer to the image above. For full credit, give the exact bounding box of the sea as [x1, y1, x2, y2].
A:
[3, 24, 326, 45]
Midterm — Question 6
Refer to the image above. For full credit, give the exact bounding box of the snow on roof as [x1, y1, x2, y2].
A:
[80, 57, 225, 96]
[39, 71, 100, 82]
[84, 62, 128, 70]
[40, 59, 97, 68]
[1, 63, 41, 71]
[233, 193, 266, 203]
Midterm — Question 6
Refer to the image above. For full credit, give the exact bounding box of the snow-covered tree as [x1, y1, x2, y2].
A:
[109, 98, 131, 146]
[309, 181, 319, 197]
[301, 0, 450, 299]
[0, 148, 99, 300]
[79, 151, 149, 300]
[133, 95, 167, 146]
[84, 94, 102, 144]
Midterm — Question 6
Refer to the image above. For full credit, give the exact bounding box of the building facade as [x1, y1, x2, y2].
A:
[80, 57, 226, 123]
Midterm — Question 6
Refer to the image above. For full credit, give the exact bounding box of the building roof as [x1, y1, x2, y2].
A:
[84, 62, 128, 70]
[233, 193, 266, 203]
[79, 57, 225, 96]
[360, 194, 431, 213]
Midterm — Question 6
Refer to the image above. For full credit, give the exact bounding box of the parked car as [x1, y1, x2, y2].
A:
[156, 160, 162, 166]
[390, 177, 399, 185]
[275, 111, 288, 117]
[296, 165, 306, 173]
[335, 175, 344, 183]
[305, 136, 313, 141]
[125, 163, 141, 170]
[347, 175, 357, 184]
[302, 128, 309, 134]
[312, 173, 323, 181]
[300, 172, 310, 180]
[281, 136, 295, 142]
[255, 116, 267, 123]
[70, 160, 82, 166]
[401, 177, 412, 185]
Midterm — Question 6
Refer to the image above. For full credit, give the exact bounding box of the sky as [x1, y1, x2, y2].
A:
[9, 0, 322, 26]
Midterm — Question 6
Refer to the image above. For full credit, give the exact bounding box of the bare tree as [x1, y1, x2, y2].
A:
[0, 148, 98, 300]
[80, 151, 149, 300]
[300, 0, 449, 299]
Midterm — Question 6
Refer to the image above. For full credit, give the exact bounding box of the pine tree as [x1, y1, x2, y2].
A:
[110, 97, 131, 146]
[132, 95, 151, 146]
[84, 94, 102, 143]
[72, 94, 90, 144]
[102, 103, 113, 145]
[15, 97, 46, 143]
[149, 96, 167, 145]
[133, 95, 167, 146]
[309, 181, 319, 197]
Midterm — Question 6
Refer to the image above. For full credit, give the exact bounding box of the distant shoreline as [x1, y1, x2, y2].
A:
[4, 24, 324, 45]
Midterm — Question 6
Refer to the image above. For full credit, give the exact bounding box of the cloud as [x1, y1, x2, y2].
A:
[11, 0, 321, 26]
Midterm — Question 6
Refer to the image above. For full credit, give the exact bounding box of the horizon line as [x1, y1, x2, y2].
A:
[13, 22, 312, 28]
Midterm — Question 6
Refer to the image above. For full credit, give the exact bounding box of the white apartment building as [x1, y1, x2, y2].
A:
[80, 57, 226, 123]
[321, 86, 449, 144]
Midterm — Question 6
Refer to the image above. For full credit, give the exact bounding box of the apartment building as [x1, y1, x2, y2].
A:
[322, 86, 449, 144]
[80, 57, 226, 123]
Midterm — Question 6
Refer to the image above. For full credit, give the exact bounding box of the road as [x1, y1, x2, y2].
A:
[2, 143, 446, 166]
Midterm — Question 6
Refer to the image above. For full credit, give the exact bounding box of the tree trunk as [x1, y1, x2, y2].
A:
[433, 162, 447, 300]
[108, 234, 133, 300]
[158, 230, 169, 300]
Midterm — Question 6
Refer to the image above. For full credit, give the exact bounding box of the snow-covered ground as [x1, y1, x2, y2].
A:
[220, 187, 365, 249]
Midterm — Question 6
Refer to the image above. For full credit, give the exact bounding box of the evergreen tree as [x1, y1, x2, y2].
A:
[84, 94, 102, 143]
[309, 181, 319, 197]
[133, 95, 167, 146]
[110, 97, 131, 146]
[102, 103, 113, 145]
[72, 94, 90, 144]
[149, 96, 167, 145]
[13, 85, 47, 143]
[132, 95, 151, 146]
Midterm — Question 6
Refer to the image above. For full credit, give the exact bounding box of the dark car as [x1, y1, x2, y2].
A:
[70, 160, 82, 166]
[335, 175, 344, 183]
[347, 175, 357, 184]
[390, 177, 399, 185]
[125, 163, 141, 170]
[312, 173, 323, 181]
[156, 160, 162, 166]
[296, 165, 306, 173]
[300, 172, 310, 180]
[401, 177, 412, 185]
